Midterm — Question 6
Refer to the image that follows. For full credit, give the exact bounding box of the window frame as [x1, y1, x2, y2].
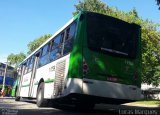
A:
[23, 61, 28, 75]
[28, 56, 34, 73]
[49, 32, 64, 62]
[63, 21, 77, 56]
[38, 43, 50, 67]
[21, 19, 77, 70]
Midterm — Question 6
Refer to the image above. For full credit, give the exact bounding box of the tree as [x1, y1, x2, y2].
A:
[74, 0, 160, 86]
[73, 0, 109, 16]
[7, 52, 26, 67]
[7, 34, 51, 67]
[27, 34, 52, 54]
[153, 66, 160, 86]
[7, 34, 51, 78]
[156, 0, 160, 9]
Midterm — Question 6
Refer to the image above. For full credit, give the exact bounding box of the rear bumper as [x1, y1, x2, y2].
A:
[82, 78, 142, 101]
[61, 78, 142, 103]
[54, 93, 137, 105]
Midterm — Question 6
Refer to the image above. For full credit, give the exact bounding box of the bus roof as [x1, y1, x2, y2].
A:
[19, 13, 80, 65]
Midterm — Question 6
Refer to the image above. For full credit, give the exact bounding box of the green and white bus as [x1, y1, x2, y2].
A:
[15, 11, 141, 108]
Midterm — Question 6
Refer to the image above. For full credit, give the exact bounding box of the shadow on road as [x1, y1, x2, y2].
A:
[18, 100, 160, 115]
[13, 104, 160, 115]
[1, 98, 159, 115]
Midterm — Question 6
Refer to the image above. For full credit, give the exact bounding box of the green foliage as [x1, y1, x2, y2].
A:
[7, 34, 51, 67]
[74, 0, 160, 86]
[152, 66, 160, 86]
[73, 0, 108, 16]
[27, 34, 52, 55]
[7, 52, 26, 67]
[156, 0, 160, 9]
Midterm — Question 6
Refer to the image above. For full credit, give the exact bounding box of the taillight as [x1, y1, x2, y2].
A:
[83, 58, 89, 76]
[107, 76, 118, 82]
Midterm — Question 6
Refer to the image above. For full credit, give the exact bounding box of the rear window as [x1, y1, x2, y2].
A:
[86, 12, 140, 58]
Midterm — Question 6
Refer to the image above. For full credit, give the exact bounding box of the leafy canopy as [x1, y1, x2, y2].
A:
[7, 52, 26, 67]
[27, 34, 52, 55]
[7, 34, 51, 67]
[156, 0, 160, 9]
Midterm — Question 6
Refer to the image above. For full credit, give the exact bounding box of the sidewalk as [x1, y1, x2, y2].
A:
[123, 103, 160, 108]
[0, 97, 15, 100]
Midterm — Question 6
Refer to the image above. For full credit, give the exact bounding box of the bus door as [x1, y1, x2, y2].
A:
[17, 65, 25, 96]
[28, 54, 39, 97]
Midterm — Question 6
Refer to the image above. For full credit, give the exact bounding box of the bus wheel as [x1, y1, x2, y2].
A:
[15, 87, 20, 101]
[15, 96, 20, 101]
[36, 82, 48, 107]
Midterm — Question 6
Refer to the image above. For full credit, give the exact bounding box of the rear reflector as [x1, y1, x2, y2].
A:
[107, 77, 118, 82]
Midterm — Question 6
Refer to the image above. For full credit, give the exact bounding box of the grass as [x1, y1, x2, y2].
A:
[129, 99, 160, 106]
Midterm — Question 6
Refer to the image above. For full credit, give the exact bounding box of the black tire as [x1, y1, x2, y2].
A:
[15, 96, 20, 101]
[15, 87, 20, 101]
[36, 82, 48, 107]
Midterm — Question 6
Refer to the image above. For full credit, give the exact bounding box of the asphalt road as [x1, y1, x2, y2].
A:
[0, 97, 159, 115]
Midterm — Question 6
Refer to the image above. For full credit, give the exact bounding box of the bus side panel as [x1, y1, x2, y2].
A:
[47, 54, 70, 98]
[20, 73, 31, 97]
[51, 54, 71, 98]
[33, 61, 56, 99]
[32, 83, 38, 98]
[32, 54, 71, 99]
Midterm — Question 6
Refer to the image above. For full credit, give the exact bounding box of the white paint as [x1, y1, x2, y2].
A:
[20, 72, 32, 97]
[34, 54, 70, 99]
[61, 78, 83, 97]
[82, 78, 142, 100]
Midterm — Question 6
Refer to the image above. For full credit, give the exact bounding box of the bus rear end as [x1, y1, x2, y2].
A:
[81, 12, 141, 104]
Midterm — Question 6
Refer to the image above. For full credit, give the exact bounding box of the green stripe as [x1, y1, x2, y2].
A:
[22, 84, 30, 87]
[34, 79, 55, 86]
[44, 79, 55, 83]
[21, 79, 54, 87]
[34, 82, 38, 85]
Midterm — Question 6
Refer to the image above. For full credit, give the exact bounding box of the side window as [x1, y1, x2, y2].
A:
[51, 34, 63, 50]
[65, 22, 77, 40]
[26, 58, 31, 73]
[50, 33, 63, 61]
[0, 70, 2, 76]
[41, 44, 49, 56]
[28, 56, 34, 72]
[23, 61, 28, 74]
[17, 66, 22, 76]
[21, 64, 26, 75]
[66, 28, 70, 41]
[63, 22, 77, 55]
[39, 43, 50, 67]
